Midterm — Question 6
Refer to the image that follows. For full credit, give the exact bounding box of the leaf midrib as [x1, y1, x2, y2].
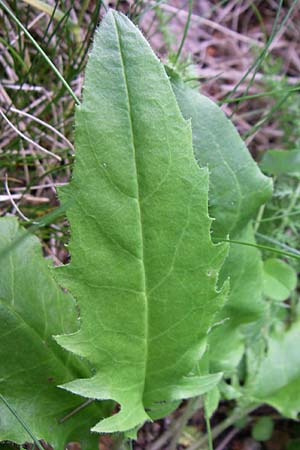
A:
[113, 15, 149, 399]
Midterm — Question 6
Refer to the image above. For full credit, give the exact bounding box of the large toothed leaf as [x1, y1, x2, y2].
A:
[246, 324, 300, 419]
[169, 72, 271, 372]
[55, 10, 227, 434]
[169, 70, 272, 238]
[0, 217, 109, 449]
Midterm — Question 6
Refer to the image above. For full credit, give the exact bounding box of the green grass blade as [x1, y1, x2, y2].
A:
[0, 395, 45, 450]
[0, 0, 80, 105]
[174, 0, 193, 65]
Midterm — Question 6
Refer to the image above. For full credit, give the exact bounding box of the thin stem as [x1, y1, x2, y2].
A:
[187, 405, 257, 450]
[219, 86, 300, 105]
[206, 423, 213, 450]
[255, 232, 300, 256]
[0, 0, 80, 105]
[78, 0, 91, 26]
[253, 204, 265, 234]
[112, 434, 126, 450]
[149, 416, 182, 450]
[244, 91, 292, 139]
[215, 237, 300, 260]
[168, 398, 202, 450]
[215, 427, 240, 450]
[59, 398, 95, 423]
[258, 210, 300, 222]
[0, 394, 45, 450]
[0, 202, 71, 261]
[278, 179, 300, 233]
[225, 0, 285, 104]
[204, 399, 213, 450]
[174, 0, 193, 65]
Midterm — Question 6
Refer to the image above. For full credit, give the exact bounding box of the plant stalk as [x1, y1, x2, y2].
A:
[168, 397, 202, 450]
[187, 404, 257, 450]
[112, 434, 126, 450]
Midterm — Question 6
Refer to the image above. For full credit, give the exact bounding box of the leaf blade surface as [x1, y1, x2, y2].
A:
[246, 324, 300, 419]
[0, 217, 107, 449]
[56, 10, 227, 433]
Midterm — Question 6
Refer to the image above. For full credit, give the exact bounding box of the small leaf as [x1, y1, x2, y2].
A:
[263, 258, 297, 301]
[56, 11, 228, 434]
[252, 416, 274, 442]
[260, 149, 300, 176]
[204, 387, 220, 418]
[147, 401, 181, 421]
[219, 380, 242, 400]
[246, 324, 300, 419]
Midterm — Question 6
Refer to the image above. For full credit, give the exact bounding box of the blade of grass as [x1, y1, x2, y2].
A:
[20, 0, 78, 32]
[219, 86, 300, 105]
[226, 0, 298, 117]
[0, 202, 71, 261]
[0, 108, 61, 161]
[174, 0, 193, 65]
[256, 232, 300, 255]
[244, 90, 292, 139]
[225, 0, 284, 105]
[2, 1, 59, 117]
[0, 0, 80, 105]
[0, 394, 45, 450]
[258, 210, 300, 223]
[187, 405, 257, 450]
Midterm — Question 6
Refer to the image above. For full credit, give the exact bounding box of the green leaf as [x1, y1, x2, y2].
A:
[263, 258, 297, 301]
[209, 226, 266, 372]
[252, 416, 274, 442]
[147, 401, 181, 421]
[148, 373, 222, 421]
[219, 380, 242, 400]
[168, 69, 272, 238]
[260, 149, 300, 176]
[204, 387, 220, 418]
[55, 10, 228, 434]
[0, 217, 109, 449]
[247, 324, 300, 419]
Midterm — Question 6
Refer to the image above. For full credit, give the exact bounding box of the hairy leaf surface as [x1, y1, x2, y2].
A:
[56, 10, 227, 433]
[169, 73, 271, 372]
[0, 217, 108, 449]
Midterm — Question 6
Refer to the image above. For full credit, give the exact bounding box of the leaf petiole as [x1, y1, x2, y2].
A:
[214, 237, 300, 260]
